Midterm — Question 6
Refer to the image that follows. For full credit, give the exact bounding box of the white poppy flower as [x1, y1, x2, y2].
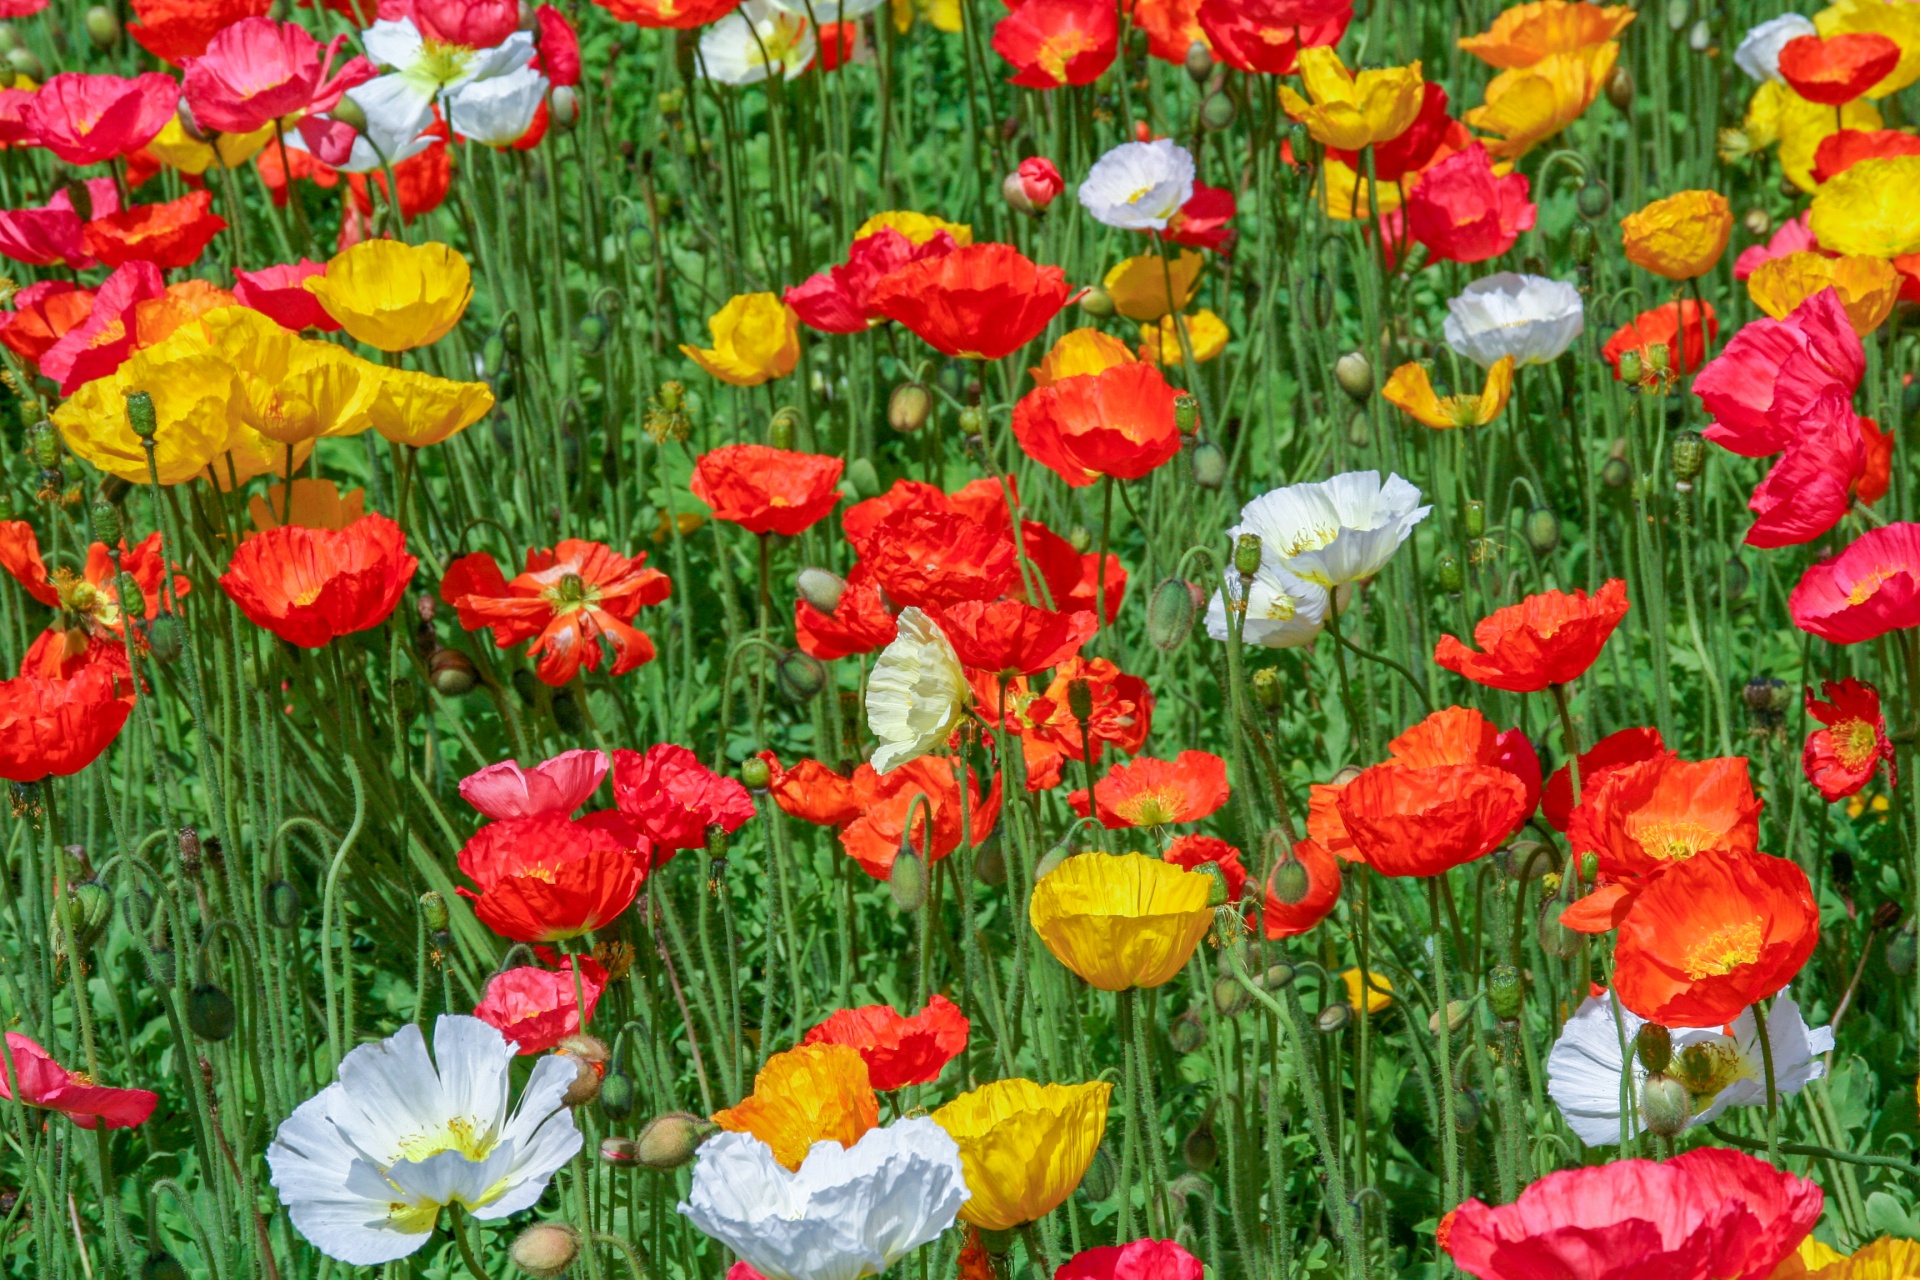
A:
[1547, 987, 1833, 1148]
[1734, 14, 1818, 82]
[681, 1119, 969, 1280]
[1077, 139, 1196, 232]
[866, 607, 968, 774]
[447, 63, 549, 146]
[267, 1016, 582, 1265]
[698, 1, 818, 85]
[288, 79, 440, 173]
[1205, 565, 1330, 649]
[363, 20, 539, 98]
[1231, 471, 1430, 589]
[1442, 273, 1584, 369]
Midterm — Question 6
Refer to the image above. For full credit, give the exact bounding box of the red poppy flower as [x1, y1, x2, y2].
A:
[1601, 300, 1718, 380]
[587, 0, 735, 26]
[24, 73, 180, 166]
[461, 748, 608, 820]
[0, 1032, 157, 1129]
[1160, 182, 1238, 252]
[457, 813, 648, 943]
[928, 598, 1096, 676]
[0, 179, 120, 270]
[219, 514, 417, 649]
[129, 0, 272, 62]
[1328, 81, 1450, 181]
[974, 655, 1153, 790]
[473, 956, 607, 1054]
[784, 228, 958, 334]
[611, 743, 756, 856]
[1802, 678, 1896, 802]
[1018, 520, 1128, 623]
[1541, 726, 1664, 830]
[80, 189, 228, 270]
[1434, 579, 1629, 693]
[1611, 850, 1818, 1026]
[1778, 32, 1900, 106]
[1739, 395, 1877, 550]
[0, 635, 136, 784]
[1262, 838, 1342, 938]
[1568, 754, 1760, 884]
[1788, 522, 1920, 645]
[840, 757, 1001, 880]
[412, 0, 517, 46]
[1405, 143, 1537, 265]
[1694, 290, 1860, 457]
[1811, 128, 1920, 184]
[991, 0, 1118, 89]
[0, 282, 95, 367]
[863, 511, 1019, 608]
[1, 522, 184, 641]
[1071, 750, 1229, 829]
[803, 993, 970, 1090]
[1129, 0, 1203, 60]
[533, 5, 581, 84]
[1012, 362, 1184, 487]
[232, 259, 339, 332]
[757, 750, 864, 827]
[1058, 1240, 1204, 1280]
[870, 243, 1072, 361]
[1442, 1147, 1822, 1280]
[844, 476, 1015, 553]
[441, 539, 672, 686]
[39, 260, 166, 394]
[795, 562, 899, 661]
[1164, 833, 1248, 900]
[1198, 0, 1349, 75]
[691, 444, 844, 537]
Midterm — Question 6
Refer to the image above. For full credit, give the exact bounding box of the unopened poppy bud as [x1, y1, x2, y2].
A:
[1575, 179, 1611, 222]
[265, 880, 302, 929]
[1190, 440, 1226, 489]
[1211, 976, 1251, 1017]
[1450, 1086, 1484, 1132]
[1269, 852, 1309, 904]
[1617, 348, 1643, 385]
[1316, 1002, 1352, 1034]
[1688, 17, 1710, 50]
[574, 311, 607, 355]
[1181, 1118, 1218, 1171]
[187, 983, 237, 1041]
[177, 826, 202, 873]
[1334, 351, 1372, 402]
[1640, 1073, 1692, 1136]
[636, 1112, 718, 1168]
[419, 889, 450, 934]
[142, 1253, 189, 1280]
[973, 838, 1007, 885]
[1671, 430, 1706, 484]
[1886, 919, 1916, 976]
[776, 649, 827, 703]
[1537, 899, 1585, 959]
[1523, 506, 1560, 554]
[145, 611, 184, 662]
[1233, 532, 1263, 579]
[329, 93, 368, 133]
[63, 881, 111, 949]
[1078, 286, 1115, 319]
[1005, 156, 1064, 213]
[1184, 39, 1213, 80]
[739, 756, 771, 792]
[1190, 860, 1230, 907]
[1248, 665, 1283, 712]
[1066, 677, 1093, 722]
[1605, 63, 1634, 111]
[887, 382, 931, 434]
[1174, 391, 1200, 434]
[429, 647, 479, 695]
[1742, 207, 1772, 238]
[1428, 1000, 1470, 1036]
[88, 498, 121, 546]
[1168, 1008, 1205, 1054]
[1487, 964, 1523, 1021]
[958, 406, 985, 436]
[767, 407, 799, 450]
[846, 456, 880, 498]
[1635, 1021, 1672, 1075]
[509, 1223, 581, 1279]
[599, 1069, 636, 1121]
[1260, 962, 1295, 990]
[1147, 577, 1198, 651]
[85, 3, 120, 45]
[601, 1136, 640, 1164]
[557, 1035, 609, 1107]
[1601, 455, 1631, 489]
[1437, 552, 1464, 595]
[796, 566, 846, 613]
[550, 85, 581, 131]
[1201, 92, 1236, 131]
[1871, 900, 1903, 932]
[889, 847, 927, 911]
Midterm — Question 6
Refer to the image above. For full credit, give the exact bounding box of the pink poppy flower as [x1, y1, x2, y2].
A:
[23, 73, 180, 166]
[1789, 522, 1920, 644]
[1741, 393, 1868, 548]
[611, 743, 756, 856]
[1057, 1240, 1204, 1280]
[38, 261, 165, 394]
[0, 1032, 157, 1129]
[182, 17, 353, 137]
[784, 227, 957, 335]
[1692, 288, 1862, 459]
[232, 259, 340, 332]
[414, 0, 519, 47]
[0, 178, 120, 270]
[473, 956, 608, 1054]
[1406, 144, 1536, 265]
[460, 749, 610, 820]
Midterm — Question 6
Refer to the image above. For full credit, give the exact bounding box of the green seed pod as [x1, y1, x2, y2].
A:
[1183, 39, 1212, 81]
[957, 406, 985, 436]
[509, 1223, 581, 1279]
[1636, 1022, 1672, 1074]
[888, 382, 932, 434]
[1269, 854, 1310, 905]
[481, 332, 509, 379]
[1212, 975, 1252, 1018]
[889, 847, 927, 912]
[1077, 286, 1115, 319]
[429, 648, 479, 695]
[1168, 1008, 1206, 1055]
[85, 4, 120, 46]
[187, 982, 237, 1041]
[1575, 179, 1612, 222]
[1233, 532, 1264, 579]
[1146, 577, 1199, 652]
[1641, 1073, 1692, 1136]
[1201, 92, 1236, 131]
[1346, 410, 1371, 449]
[500, 311, 523, 357]
[1181, 1119, 1219, 1171]
[1437, 551, 1465, 594]
[1579, 851, 1599, 882]
[265, 880, 302, 929]
[1617, 348, 1644, 386]
[973, 837, 1007, 886]
[739, 756, 771, 791]
[1248, 665, 1284, 712]
[142, 1252, 189, 1280]
[845, 457, 881, 499]
[420, 890, 450, 933]
[1523, 506, 1561, 554]
[1487, 964, 1523, 1021]
[1334, 351, 1372, 402]
[635, 1112, 718, 1169]
[1174, 392, 1200, 434]
[574, 312, 609, 356]
[776, 649, 827, 703]
[146, 612, 184, 663]
[1671, 430, 1707, 485]
[1316, 1002, 1352, 1034]
[26, 420, 60, 468]
[88, 499, 122, 546]
[1078, 1143, 1117, 1202]
[599, 1070, 637, 1122]
[1190, 440, 1226, 489]
[1569, 222, 1599, 265]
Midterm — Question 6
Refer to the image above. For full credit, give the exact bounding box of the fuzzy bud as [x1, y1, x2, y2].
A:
[1576, 180, 1612, 221]
[1201, 92, 1236, 131]
[1190, 440, 1226, 489]
[1184, 39, 1213, 80]
[775, 649, 827, 704]
[1523, 506, 1561, 554]
[429, 647, 479, 695]
[1487, 964, 1523, 1021]
[1077, 286, 1115, 319]
[889, 847, 927, 912]
[1269, 854, 1310, 905]
[265, 880, 302, 929]
[739, 756, 771, 792]
[888, 383, 932, 434]
[509, 1223, 581, 1279]
[635, 1112, 718, 1169]
[1146, 577, 1198, 651]
[85, 4, 120, 46]
[958, 406, 985, 436]
[1211, 976, 1251, 1018]
[1428, 1000, 1470, 1037]
[187, 983, 237, 1041]
[1640, 1073, 1692, 1136]
[599, 1070, 637, 1121]
[1605, 63, 1634, 112]
[1334, 351, 1372, 402]
[1167, 1008, 1206, 1055]
[419, 890, 450, 933]
[796, 567, 846, 613]
[1248, 665, 1284, 712]
[600, 1136, 640, 1165]
[1316, 1002, 1352, 1034]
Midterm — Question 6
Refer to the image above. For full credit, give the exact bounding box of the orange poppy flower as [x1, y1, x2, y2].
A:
[1600, 300, 1719, 381]
[757, 750, 865, 828]
[1802, 678, 1896, 802]
[802, 994, 969, 1091]
[1011, 362, 1184, 487]
[869, 242, 1071, 360]
[929, 598, 1096, 677]
[1778, 32, 1902, 107]
[840, 757, 1001, 880]
[1071, 750, 1230, 829]
[1433, 578, 1629, 693]
[1457, 0, 1633, 68]
[972, 655, 1154, 790]
[128, 0, 270, 63]
[1620, 190, 1734, 281]
[712, 1043, 879, 1170]
[456, 813, 648, 943]
[1262, 838, 1343, 938]
[80, 189, 227, 270]
[1541, 725, 1664, 830]
[0, 522, 185, 641]
[1611, 851, 1819, 1026]
[0, 631, 136, 784]
[690, 443, 844, 537]
[217, 514, 417, 649]
[441, 540, 671, 687]
[1567, 754, 1761, 880]
[0, 282, 95, 368]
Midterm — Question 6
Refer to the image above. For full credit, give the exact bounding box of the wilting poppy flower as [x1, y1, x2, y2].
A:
[1382, 355, 1515, 428]
[1778, 32, 1901, 105]
[306, 240, 472, 352]
[690, 444, 844, 536]
[1462, 43, 1615, 159]
[794, 563, 899, 661]
[81, 190, 229, 270]
[863, 513, 1018, 609]
[1541, 726, 1664, 829]
[928, 598, 1095, 676]
[461, 749, 608, 820]
[0, 637, 136, 784]
[1261, 838, 1342, 938]
[1441, 1147, 1823, 1280]
[233, 259, 339, 332]
[1621, 190, 1734, 281]
[1059, 1240, 1203, 1280]
[870, 242, 1071, 361]
[1072, 750, 1229, 829]
[712, 1043, 879, 1171]
[1163, 833, 1248, 900]
[0, 1033, 157, 1129]
[931, 1078, 1111, 1230]
[0, 523, 183, 640]
[1405, 144, 1537, 263]
[24, 74, 180, 166]
[1788, 522, 1920, 644]
[457, 813, 647, 943]
[611, 743, 755, 856]
[1031, 852, 1215, 990]
[681, 292, 801, 386]
[1457, 0, 1634, 68]
[1601, 300, 1718, 380]
[991, 0, 1118, 88]
[129, 0, 272, 62]
[1278, 47, 1425, 149]
[1612, 850, 1818, 1026]
[803, 994, 970, 1091]
[1198, 0, 1349, 75]
[757, 751, 865, 827]
[0, 282, 96, 366]
[840, 757, 1001, 880]
[441, 540, 671, 685]
[218, 514, 417, 648]
[473, 956, 607, 1055]
[1011, 362, 1184, 487]
[783, 227, 956, 334]
[1811, 127, 1920, 184]
[1435, 579, 1628, 693]
[1803, 678, 1897, 802]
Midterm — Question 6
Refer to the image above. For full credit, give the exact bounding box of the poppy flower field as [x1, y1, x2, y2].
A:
[5, 0, 1920, 1275]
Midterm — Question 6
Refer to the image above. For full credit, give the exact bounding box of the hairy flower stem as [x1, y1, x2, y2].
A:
[1428, 875, 1461, 1214]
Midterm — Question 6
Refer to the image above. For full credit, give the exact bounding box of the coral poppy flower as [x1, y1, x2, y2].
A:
[1128, 0, 1204, 62]
[1457, 0, 1634, 68]
[795, 563, 899, 660]
[712, 1043, 879, 1171]
[1072, 750, 1230, 829]
[1382, 355, 1515, 428]
[1164, 833, 1247, 901]
[23, 74, 180, 166]
[1462, 43, 1615, 159]
[0, 282, 96, 367]
[1198, 0, 1349, 76]
[1011, 362, 1184, 487]
[1568, 754, 1761, 884]
[441, 540, 672, 685]
[0, 523, 183, 640]
[784, 227, 956, 334]
[219, 514, 417, 648]
[928, 598, 1095, 676]
[0, 1033, 157, 1129]
[757, 750, 864, 827]
[863, 512, 1019, 609]
[930, 1078, 1110, 1230]
[990, 0, 1118, 89]
[233, 259, 339, 332]
[1261, 838, 1342, 938]
[1059, 1240, 1203, 1280]
[306, 240, 472, 352]
[870, 242, 1071, 361]
[681, 292, 801, 387]
[80, 190, 228, 270]
[1788, 522, 1920, 644]
[1779, 32, 1901, 106]
[461, 748, 608, 820]
[1812, 128, 1920, 185]
[589, 0, 735, 27]
[1278, 47, 1425, 149]
[1434, 579, 1628, 693]
[1601, 300, 1718, 380]
[1803, 678, 1897, 802]
[1541, 725, 1664, 829]
[1612, 851, 1818, 1027]
[1621, 190, 1734, 281]
[690, 444, 844, 537]
[457, 813, 647, 943]
[1442, 1147, 1822, 1280]
[0, 180, 121, 271]
[803, 994, 970, 1091]
[0, 637, 136, 784]
[611, 743, 756, 856]
[473, 956, 607, 1055]
[129, 0, 271, 62]
[1405, 144, 1537, 263]
[840, 757, 1001, 880]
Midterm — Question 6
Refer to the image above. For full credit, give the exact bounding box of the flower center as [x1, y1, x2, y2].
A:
[1627, 817, 1720, 862]
[544, 571, 599, 614]
[1038, 30, 1097, 83]
[416, 38, 476, 87]
[1671, 1038, 1744, 1103]
[1681, 919, 1764, 980]
[1114, 787, 1181, 826]
[1846, 566, 1897, 607]
[1832, 718, 1880, 772]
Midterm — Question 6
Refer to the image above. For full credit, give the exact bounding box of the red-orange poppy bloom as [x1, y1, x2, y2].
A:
[930, 598, 1096, 676]
[1803, 678, 1896, 802]
[1611, 850, 1818, 1026]
[840, 757, 1002, 880]
[843, 476, 1016, 553]
[794, 562, 899, 661]
[586, 0, 734, 27]
[1164, 832, 1248, 900]
[1011, 362, 1184, 487]
[441, 540, 671, 686]
[990, 0, 1118, 89]
[1568, 752, 1760, 879]
[0, 633, 136, 783]
[869, 242, 1072, 361]
[0, 1032, 157, 1129]
[1777, 32, 1901, 107]
[456, 813, 648, 943]
[803, 993, 970, 1090]
[1434, 578, 1629, 693]
[1198, 0, 1350, 75]
[1812, 128, 1920, 185]
[1018, 520, 1129, 624]
[757, 750, 864, 827]
[129, 0, 271, 62]
[219, 514, 417, 649]
[611, 742, 756, 856]
[862, 511, 1019, 609]
[972, 655, 1154, 790]
[80, 190, 227, 270]
[0, 282, 95, 367]
[1071, 750, 1230, 829]
[690, 443, 844, 537]
[1541, 725, 1664, 829]
[1600, 300, 1718, 380]
[0, 522, 185, 641]
[1262, 838, 1343, 938]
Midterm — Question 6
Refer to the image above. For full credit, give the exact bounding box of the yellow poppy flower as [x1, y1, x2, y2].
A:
[146, 114, 273, 174]
[681, 292, 801, 387]
[1103, 250, 1204, 322]
[854, 210, 973, 246]
[1458, 0, 1635, 68]
[1620, 190, 1733, 280]
[1382, 356, 1515, 429]
[931, 1079, 1112, 1231]
[249, 478, 367, 532]
[1740, 79, 1884, 191]
[1803, 1235, 1920, 1278]
[711, 1043, 878, 1172]
[196, 307, 382, 446]
[1341, 967, 1394, 1014]
[52, 321, 240, 485]
[203, 419, 315, 492]
[1029, 852, 1215, 991]
[1031, 327, 1135, 386]
[133, 279, 239, 347]
[1816, 0, 1920, 97]
[1464, 42, 1617, 159]
[1748, 252, 1900, 336]
[1809, 154, 1920, 257]
[306, 240, 474, 352]
[1318, 153, 1405, 220]
[1278, 48, 1426, 150]
[1139, 309, 1229, 365]
[368, 367, 497, 447]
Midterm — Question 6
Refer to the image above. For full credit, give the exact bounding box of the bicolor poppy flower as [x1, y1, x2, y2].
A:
[690, 444, 844, 536]
[1778, 32, 1901, 106]
[928, 598, 1095, 676]
[1058, 1240, 1203, 1280]
[1278, 47, 1425, 149]
[869, 242, 1071, 360]
[611, 743, 755, 856]
[1732, 214, 1820, 281]
[1261, 838, 1342, 938]
[0, 282, 96, 367]
[0, 180, 121, 271]
[218, 514, 417, 648]
[990, 0, 1118, 89]
[1434, 579, 1628, 693]
[233, 259, 340, 332]
[1071, 750, 1229, 829]
[1601, 300, 1718, 381]
[862, 511, 1019, 609]
[0, 634, 136, 783]
[1164, 833, 1248, 901]
[80, 190, 228, 270]
[1457, 0, 1634, 68]
[23, 74, 180, 166]
[1748, 252, 1898, 338]
[1462, 43, 1615, 159]
[1198, 0, 1350, 76]
[0, 1033, 157, 1129]
[1811, 127, 1920, 184]
[757, 750, 864, 827]
[1404, 144, 1537, 263]
[1621, 190, 1735, 281]
[795, 563, 899, 661]
[1788, 522, 1920, 644]
[803, 994, 970, 1091]
[441, 540, 672, 685]
[712, 1042, 879, 1171]
[681, 292, 801, 386]
[0, 523, 184, 641]
[1031, 852, 1215, 991]
[1803, 678, 1897, 802]
[456, 813, 648, 943]
[784, 227, 956, 334]
[1612, 850, 1818, 1027]
[248, 478, 366, 533]
[1541, 725, 1664, 829]
[129, 0, 272, 62]
[840, 757, 1001, 880]
[931, 1078, 1110, 1231]
[1011, 362, 1184, 487]
[1381, 355, 1515, 428]
[461, 749, 608, 820]
[1326, 81, 1451, 182]
[473, 956, 607, 1055]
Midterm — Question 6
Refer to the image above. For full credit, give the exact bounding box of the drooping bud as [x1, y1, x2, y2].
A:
[599, 1070, 637, 1121]
[1260, 962, 1296, 991]
[1523, 506, 1561, 554]
[1167, 1008, 1206, 1054]
[141, 1252, 189, 1280]
[973, 839, 1007, 885]
[1233, 532, 1263, 579]
[888, 383, 932, 434]
[264, 880, 302, 929]
[1452, 1086, 1484, 1132]
[1575, 179, 1612, 221]
[429, 648, 479, 695]
[957, 406, 985, 436]
[1334, 351, 1373, 402]
[1211, 976, 1251, 1017]
[739, 756, 771, 792]
[187, 983, 237, 1041]
[889, 846, 927, 911]
[1871, 900, 1903, 932]
[1248, 666, 1284, 712]
[549, 84, 581, 131]
[1742, 207, 1772, 238]
[574, 311, 608, 356]
[1146, 577, 1198, 651]
[635, 1112, 719, 1168]
[1537, 898, 1585, 959]
[509, 1223, 581, 1279]
[1640, 1073, 1692, 1136]
[146, 611, 184, 663]
[845, 457, 881, 499]
[63, 881, 112, 950]
[767, 407, 798, 450]
[601, 1136, 640, 1164]
[1190, 440, 1226, 489]
[1427, 1000, 1470, 1036]
[85, 4, 120, 45]
[1316, 1002, 1352, 1034]
[776, 650, 827, 703]
[1487, 964, 1523, 1021]
[557, 1035, 610, 1107]
[1201, 92, 1236, 131]
[1605, 63, 1634, 112]
[1601, 455, 1631, 489]
[1181, 1118, 1218, 1171]
[330, 94, 369, 133]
